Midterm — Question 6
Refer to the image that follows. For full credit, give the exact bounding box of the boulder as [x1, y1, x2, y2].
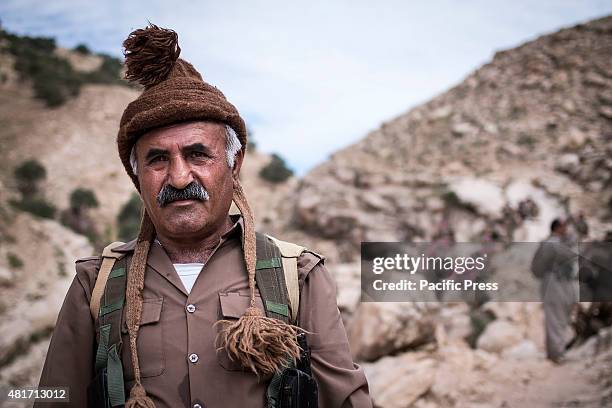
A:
[347, 302, 436, 361]
[501, 340, 542, 360]
[447, 178, 505, 217]
[476, 320, 523, 353]
[363, 352, 436, 408]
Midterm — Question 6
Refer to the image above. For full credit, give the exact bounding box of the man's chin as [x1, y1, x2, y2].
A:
[156, 205, 211, 234]
[163, 221, 210, 237]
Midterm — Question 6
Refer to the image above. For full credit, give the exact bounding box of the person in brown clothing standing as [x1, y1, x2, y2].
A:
[35, 24, 371, 408]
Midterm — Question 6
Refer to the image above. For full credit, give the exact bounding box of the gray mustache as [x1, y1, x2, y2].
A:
[156, 181, 210, 207]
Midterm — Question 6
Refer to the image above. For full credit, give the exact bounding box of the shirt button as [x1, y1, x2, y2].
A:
[186, 304, 196, 313]
[193, 404, 202, 408]
[188, 353, 199, 363]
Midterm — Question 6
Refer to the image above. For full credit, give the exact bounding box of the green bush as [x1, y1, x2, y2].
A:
[259, 153, 293, 183]
[7, 252, 24, 269]
[466, 309, 496, 348]
[517, 133, 536, 147]
[32, 65, 82, 107]
[10, 197, 56, 219]
[246, 127, 256, 151]
[14, 159, 46, 196]
[3, 30, 82, 107]
[69, 188, 99, 210]
[117, 193, 142, 241]
[74, 43, 91, 54]
[84, 54, 124, 85]
[1, 28, 128, 107]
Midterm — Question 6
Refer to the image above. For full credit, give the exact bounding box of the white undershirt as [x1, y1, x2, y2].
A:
[173, 263, 204, 294]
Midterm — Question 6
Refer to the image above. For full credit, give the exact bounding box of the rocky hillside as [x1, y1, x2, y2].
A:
[282, 15, 612, 262]
[279, 15, 612, 407]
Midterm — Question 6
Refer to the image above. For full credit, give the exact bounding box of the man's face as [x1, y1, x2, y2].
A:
[554, 221, 567, 237]
[135, 121, 243, 239]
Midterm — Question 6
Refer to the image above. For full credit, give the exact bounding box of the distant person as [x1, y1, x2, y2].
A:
[531, 218, 578, 363]
[428, 217, 456, 300]
[571, 231, 612, 346]
[518, 198, 539, 220]
[501, 204, 522, 242]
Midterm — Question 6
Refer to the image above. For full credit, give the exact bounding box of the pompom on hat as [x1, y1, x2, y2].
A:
[117, 24, 301, 407]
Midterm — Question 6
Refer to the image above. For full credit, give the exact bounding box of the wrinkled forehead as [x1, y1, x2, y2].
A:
[135, 120, 226, 154]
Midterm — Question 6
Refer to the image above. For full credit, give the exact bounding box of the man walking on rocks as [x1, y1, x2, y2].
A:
[532, 218, 578, 363]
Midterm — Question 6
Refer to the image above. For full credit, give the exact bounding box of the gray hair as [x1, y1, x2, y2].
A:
[130, 124, 242, 175]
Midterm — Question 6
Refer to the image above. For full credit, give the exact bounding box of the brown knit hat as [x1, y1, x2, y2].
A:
[117, 24, 301, 407]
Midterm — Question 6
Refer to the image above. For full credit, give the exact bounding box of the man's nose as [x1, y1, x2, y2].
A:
[168, 156, 194, 189]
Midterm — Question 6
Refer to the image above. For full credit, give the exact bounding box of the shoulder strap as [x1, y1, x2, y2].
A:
[258, 235, 313, 408]
[265, 234, 306, 323]
[255, 232, 291, 323]
[90, 241, 126, 321]
[93, 251, 128, 407]
[254, 232, 306, 324]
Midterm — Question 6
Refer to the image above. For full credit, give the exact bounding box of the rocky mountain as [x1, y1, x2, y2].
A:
[281, 15, 612, 263]
[278, 15, 612, 407]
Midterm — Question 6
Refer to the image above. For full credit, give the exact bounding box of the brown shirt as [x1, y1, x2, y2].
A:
[35, 214, 372, 407]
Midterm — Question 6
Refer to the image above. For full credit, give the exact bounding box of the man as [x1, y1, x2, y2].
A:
[531, 218, 578, 363]
[35, 24, 371, 407]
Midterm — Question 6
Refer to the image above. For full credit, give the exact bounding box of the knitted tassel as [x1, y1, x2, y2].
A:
[125, 383, 155, 408]
[214, 179, 304, 376]
[123, 23, 181, 88]
[125, 210, 156, 407]
[215, 307, 303, 376]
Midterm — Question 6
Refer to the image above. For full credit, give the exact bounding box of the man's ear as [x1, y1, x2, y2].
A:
[232, 149, 245, 180]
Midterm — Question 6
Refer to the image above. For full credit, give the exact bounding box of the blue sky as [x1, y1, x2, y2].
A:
[1, 1, 611, 176]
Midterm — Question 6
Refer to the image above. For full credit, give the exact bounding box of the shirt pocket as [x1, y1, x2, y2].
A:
[215, 290, 265, 371]
[121, 296, 165, 380]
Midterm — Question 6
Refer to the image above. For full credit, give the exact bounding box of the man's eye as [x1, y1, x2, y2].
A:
[191, 151, 207, 158]
[150, 156, 167, 164]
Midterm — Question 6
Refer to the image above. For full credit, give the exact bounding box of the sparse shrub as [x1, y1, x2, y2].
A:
[12, 159, 57, 219]
[84, 54, 124, 85]
[517, 133, 536, 147]
[259, 153, 293, 183]
[7, 252, 23, 269]
[466, 308, 495, 348]
[14, 159, 46, 196]
[62, 188, 99, 243]
[74, 43, 91, 54]
[69, 188, 99, 211]
[57, 260, 67, 277]
[4, 30, 82, 107]
[246, 127, 256, 151]
[1, 28, 128, 107]
[117, 193, 142, 241]
[10, 197, 56, 219]
[32, 67, 82, 107]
